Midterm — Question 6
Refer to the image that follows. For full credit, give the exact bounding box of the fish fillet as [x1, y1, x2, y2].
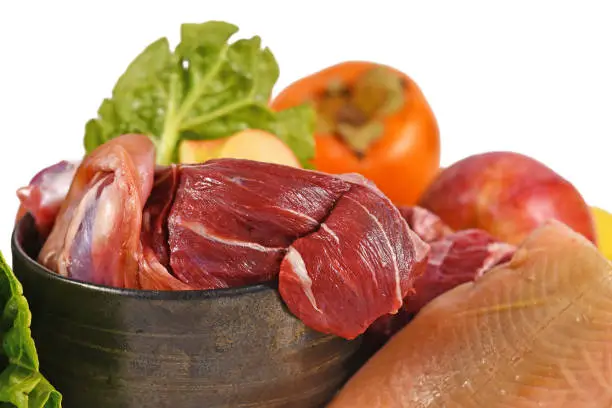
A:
[328, 220, 612, 408]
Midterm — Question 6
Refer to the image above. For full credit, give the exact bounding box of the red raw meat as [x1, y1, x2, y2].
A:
[165, 160, 428, 339]
[368, 228, 515, 342]
[139, 165, 191, 290]
[168, 160, 352, 288]
[397, 205, 453, 242]
[403, 229, 516, 315]
[16, 160, 78, 238]
[142, 165, 180, 269]
[280, 177, 429, 339]
[38, 134, 155, 288]
[37, 150, 429, 340]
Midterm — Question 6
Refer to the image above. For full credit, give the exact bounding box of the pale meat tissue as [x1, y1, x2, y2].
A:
[329, 221, 612, 408]
[16, 160, 79, 239]
[38, 134, 155, 288]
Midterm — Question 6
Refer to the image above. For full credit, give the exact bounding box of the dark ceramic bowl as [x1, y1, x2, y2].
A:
[11, 214, 365, 408]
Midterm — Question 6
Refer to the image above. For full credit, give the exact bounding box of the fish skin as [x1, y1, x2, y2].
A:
[328, 220, 612, 408]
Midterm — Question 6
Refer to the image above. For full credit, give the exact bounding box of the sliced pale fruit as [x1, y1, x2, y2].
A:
[217, 129, 301, 168]
[178, 139, 226, 164]
[592, 206, 612, 259]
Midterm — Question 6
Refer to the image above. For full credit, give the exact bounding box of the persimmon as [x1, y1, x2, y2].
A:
[271, 61, 440, 206]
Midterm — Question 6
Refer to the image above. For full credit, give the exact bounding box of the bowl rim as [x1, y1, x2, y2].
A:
[11, 214, 272, 300]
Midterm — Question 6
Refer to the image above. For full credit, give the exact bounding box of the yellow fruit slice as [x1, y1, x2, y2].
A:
[178, 139, 226, 163]
[592, 206, 612, 260]
[178, 130, 301, 168]
[217, 129, 301, 168]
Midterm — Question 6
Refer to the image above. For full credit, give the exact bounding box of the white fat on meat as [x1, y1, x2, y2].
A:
[320, 223, 340, 245]
[179, 218, 284, 253]
[285, 247, 322, 313]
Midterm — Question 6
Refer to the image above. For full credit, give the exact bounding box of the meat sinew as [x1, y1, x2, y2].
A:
[35, 144, 428, 339]
[329, 220, 612, 407]
[38, 134, 155, 288]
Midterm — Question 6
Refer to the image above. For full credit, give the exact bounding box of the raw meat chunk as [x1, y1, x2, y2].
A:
[139, 165, 191, 290]
[38, 134, 155, 288]
[279, 177, 429, 340]
[397, 205, 453, 243]
[16, 160, 78, 238]
[167, 159, 352, 288]
[403, 229, 515, 315]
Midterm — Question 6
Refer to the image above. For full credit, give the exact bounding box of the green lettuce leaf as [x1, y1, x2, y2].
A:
[84, 21, 315, 167]
[0, 253, 62, 408]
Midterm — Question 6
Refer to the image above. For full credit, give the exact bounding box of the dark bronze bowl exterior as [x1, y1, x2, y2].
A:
[11, 215, 365, 408]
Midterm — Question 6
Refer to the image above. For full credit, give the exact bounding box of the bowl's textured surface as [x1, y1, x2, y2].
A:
[11, 214, 365, 408]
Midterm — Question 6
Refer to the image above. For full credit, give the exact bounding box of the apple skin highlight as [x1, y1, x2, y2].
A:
[419, 151, 597, 246]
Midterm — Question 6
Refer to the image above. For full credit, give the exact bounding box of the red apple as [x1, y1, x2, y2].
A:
[418, 151, 596, 245]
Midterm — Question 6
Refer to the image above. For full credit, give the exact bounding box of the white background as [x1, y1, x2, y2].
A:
[0, 1, 611, 262]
